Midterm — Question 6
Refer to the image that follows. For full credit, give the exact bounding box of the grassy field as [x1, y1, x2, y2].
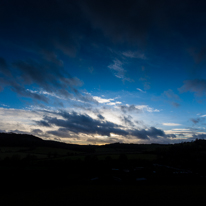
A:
[0, 146, 84, 160]
[96, 153, 157, 161]
[1, 184, 205, 206]
[0, 146, 158, 162]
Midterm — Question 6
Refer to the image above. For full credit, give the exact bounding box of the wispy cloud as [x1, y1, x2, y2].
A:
[163, 89, 181, 107]
[136, 88, 146, 93]
[119, 104, 160, 113]
[171, 102, 180, 108]
[164, 89, 180, 100]
[122, 51, 146, 59]
[0, 104, 9, 107]
[190, 117, 205, 124]
[108, 60, 133, 82]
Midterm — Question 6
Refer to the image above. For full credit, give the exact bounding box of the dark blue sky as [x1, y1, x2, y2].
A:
[1, 0, 206, 144]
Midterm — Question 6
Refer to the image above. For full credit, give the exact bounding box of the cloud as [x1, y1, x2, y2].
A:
[12, 59, 82, 97]
[179, 79, 206, 96]
[0, 57, 10, 77]
[93, 96, 114, 103]
[8, 130, 30, 135]
[31, 129, 44, 136]
[36, 111, 129, 137]
[80, 0, 176, 45]
[189, 47, 206, 63]
[97, 114, 105, 120]
[93, 96, 121, 106]
[122, 51, 146, 59]
[108, 60, 133, 82]
[135, 105, 160, 112]
[119, 104, 159, 113]
[162, 123, 182, 126]
[35, 110, 170, 140]
[190, 117, 205, 124]
[0, 104, 9, 107]
[47, 128, 74, 138]
[121, 115, 134, 127]
[11, 85, 49, 103]
[143, 82, 151, 90]
[173, 128, 190, 131]
[35, 120, 51, 127]
[171, 102, 180, 108]
[164, 89, 180, 100]
[137, 88, 146, 93]
[0, 0, 205, 60]
[0, 57, 96, 104]
[192, 133, 206, 139]
[163, 89, 181, 107]
[87, 137, 124, 144]
[119, 105, 140, 113]
[130, 127, 168, 140]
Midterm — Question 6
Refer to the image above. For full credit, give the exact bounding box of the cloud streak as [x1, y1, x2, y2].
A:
[119, 104, 159, 113]
[162, 123, 181, 126]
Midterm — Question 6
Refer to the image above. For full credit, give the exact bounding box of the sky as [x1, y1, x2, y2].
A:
[1, 0, 206, 145]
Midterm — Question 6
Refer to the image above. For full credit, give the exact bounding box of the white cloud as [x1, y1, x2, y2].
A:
[135, 105, 160, 112]
[162, 123, 182, 126]
[137, 88, 146, 93]
[93, 96, 122, 106]
[107, 101, 122, 106]
[107, 102, 116, 106]
[93, 96, 114, 103]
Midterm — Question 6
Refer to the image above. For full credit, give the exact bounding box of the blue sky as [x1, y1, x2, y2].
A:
[1, 0, 206, 144]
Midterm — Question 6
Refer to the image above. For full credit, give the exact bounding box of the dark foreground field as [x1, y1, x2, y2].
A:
[1, 133, 206, 205]
[1, 184, 206, 206]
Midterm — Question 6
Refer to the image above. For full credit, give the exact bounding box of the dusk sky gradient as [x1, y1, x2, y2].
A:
[1, 0, 206, 144]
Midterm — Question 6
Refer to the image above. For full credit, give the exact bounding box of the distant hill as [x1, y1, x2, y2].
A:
[0, 132, 44, 147]
[0, 133, 95, 152]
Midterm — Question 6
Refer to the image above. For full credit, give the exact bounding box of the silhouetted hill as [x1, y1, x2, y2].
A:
[0, 132, 44, 147]
[0, 132, 96, 152]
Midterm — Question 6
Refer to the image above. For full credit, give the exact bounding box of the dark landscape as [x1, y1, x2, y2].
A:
[2, 1, 206, 205]
[1, 132, 206, 205]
